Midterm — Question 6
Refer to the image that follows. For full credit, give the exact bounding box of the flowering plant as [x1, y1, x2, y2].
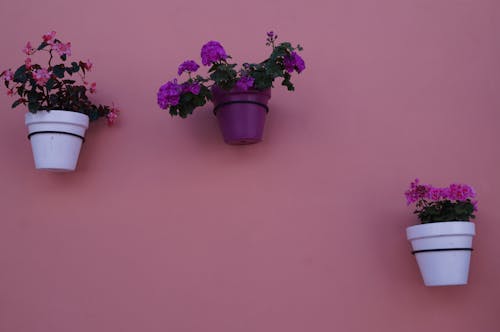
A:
[1, 31, 119, 125]
[157, 31, 305, 118]
[404, 179, 478, 223]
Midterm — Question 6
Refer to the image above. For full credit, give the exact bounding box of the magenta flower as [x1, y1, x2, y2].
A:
[22, 42, 34, 56]
[157, 79, 182, 109]
[32, 68, 51, 85]
[448, 183, 476, 201]
[236, 76, 255, 91]
[52, 41, 72, 57]
[3, 69, 14, 82]
[178, 60, 200, 75]
[42, 31, 56, 43]
[201, 41, 227, 66]
[404, 178, 430, 205]
[427, 187, 443, 201]
[284, 51, 306, 73]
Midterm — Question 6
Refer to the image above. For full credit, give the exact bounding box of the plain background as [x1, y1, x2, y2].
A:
[0, 0, 499, 331]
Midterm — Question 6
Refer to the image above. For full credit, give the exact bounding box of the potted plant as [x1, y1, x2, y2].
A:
[157, 31, 305, 144]
[404, 179, 478, 286]
[1, 31, 119, 171]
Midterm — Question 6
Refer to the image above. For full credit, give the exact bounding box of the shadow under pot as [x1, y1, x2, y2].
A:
[406, 221, 475, 287]
[211, 86, 271, 145]
[25, 110, 89, 172]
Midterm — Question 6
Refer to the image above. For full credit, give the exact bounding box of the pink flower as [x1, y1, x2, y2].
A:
[33, 68, 51, 85]
[22, 41, 35, 56]
[89, 82, 96, 94]
[404, 178, 430, 205]
[42, 31, 56, 43]
[82, 60, 93, 71]
[3, 69, 14, 81]
[25, 57, 32, 69]
[427, 187, 442, 201]
[106, 106, 119, 126]
[52, 41, 71, 57]
[447, 183, 475, 201]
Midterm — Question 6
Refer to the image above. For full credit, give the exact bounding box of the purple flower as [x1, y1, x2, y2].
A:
[236, 76, 255, 91]
[267, 31, 275, 38]
[284, 51, 306, 73]
[200, 41, 227, 66]
[157, 79, 182, 109]
[182, 82, 201, 95]
[177, 60, 200, 76]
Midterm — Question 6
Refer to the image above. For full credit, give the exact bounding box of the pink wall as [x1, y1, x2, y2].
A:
[1, 0, 499, 331]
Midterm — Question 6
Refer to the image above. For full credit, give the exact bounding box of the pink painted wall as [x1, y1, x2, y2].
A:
[0, 0, 499, 331]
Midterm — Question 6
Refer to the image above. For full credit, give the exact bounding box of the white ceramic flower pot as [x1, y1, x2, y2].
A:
[25, 110, 89, 172]
[406, 221, 475, 286]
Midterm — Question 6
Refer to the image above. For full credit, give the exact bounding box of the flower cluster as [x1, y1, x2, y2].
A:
[157, 32, 305, 118]
[200, 41, 228, 66]
[177, 60, 200, 76]
[404, 179, 478, 223]
[1, 31, 119, 125]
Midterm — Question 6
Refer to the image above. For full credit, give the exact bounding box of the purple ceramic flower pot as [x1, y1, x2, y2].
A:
[212, 86, 271, 145]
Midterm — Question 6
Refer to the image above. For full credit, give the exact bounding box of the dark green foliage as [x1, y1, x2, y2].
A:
[416, 199, 476, 223]
[202, 40, 302, 95]
[169, 84, 211, 118]
[209, 63, 237, 90]
[52, 64, 66, 78]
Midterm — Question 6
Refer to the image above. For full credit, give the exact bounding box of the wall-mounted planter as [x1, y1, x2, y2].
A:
[212, 86, 271, 145]
[406, 221, 475, 286]
[25, 110, 89, 172]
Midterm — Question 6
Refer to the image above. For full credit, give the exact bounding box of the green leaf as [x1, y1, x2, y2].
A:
[11, 99, 23, 108]
[46, 78, 57, 90]
[13, 65, 27, 83]
[37, 41, 48, 50]
[71, 62, 80, 73]
[27, 90, 41, 103]
[52, 64, 66, 78]
[60, 54, 67, 61]
[28, 102, 39, 113]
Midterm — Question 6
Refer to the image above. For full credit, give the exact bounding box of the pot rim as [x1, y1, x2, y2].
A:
[406, 221, 475, 240]
[25, 110, 89, 128]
